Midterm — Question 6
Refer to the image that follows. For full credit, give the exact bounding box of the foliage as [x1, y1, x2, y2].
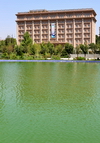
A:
[14, 45, 23, 57]
[23, 53, 34, 60]
[65, 43, 74, 55]
[30, 44, 36, 55]
[80, 44, 88, 57]
[47, 42, 54, 57]
[51, 55, 60, 60]
[0, 40, 5, 52]
[75, 57, 86, 60]
[10, 53, 17, 59]
[5, 35, 17, 47]
[33, 43, 41, 58]
[89, 43, 97, 54]
[75, 45, 80, 57]
[61, 49, 69, 57]
[1, 33, 100, 60]
[97, 44, 100, 54]
[40, 42, 48, 56]
[1, 53, 9, 59]
[20, 32, 33, 53]
[55, 44, 63, 56]
[96, 35, 100, 44]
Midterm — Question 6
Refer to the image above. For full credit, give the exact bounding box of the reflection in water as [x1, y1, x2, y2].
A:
[0, 62, 100, 143]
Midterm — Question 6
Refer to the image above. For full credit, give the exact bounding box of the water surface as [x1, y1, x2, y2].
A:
[0, 62, 100, 143]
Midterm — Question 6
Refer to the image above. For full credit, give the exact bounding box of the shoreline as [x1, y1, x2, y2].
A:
[0, 60, 100, 63]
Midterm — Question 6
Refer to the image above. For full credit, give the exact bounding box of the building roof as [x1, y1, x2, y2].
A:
[16, 8, 96, 16]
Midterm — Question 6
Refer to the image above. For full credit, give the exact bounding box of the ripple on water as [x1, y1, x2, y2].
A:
[0, 62, 100, 143]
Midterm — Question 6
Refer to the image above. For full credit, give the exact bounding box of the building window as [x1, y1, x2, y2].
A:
[84, 13, 91, 17]
[76, 14, 82, 17]
[67, 14, 73, 17]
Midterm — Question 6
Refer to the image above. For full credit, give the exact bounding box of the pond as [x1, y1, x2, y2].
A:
[0, 62, 100, 143]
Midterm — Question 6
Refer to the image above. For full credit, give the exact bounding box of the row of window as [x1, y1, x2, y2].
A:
[19, 33, 90, 40]
[19, 37, 90, 43]
[18, 18, 92, 25]
[18, 13, 92, 20]
[41, 35, 89, 39]
[18, 37, 91, 44]
[18, 29, 91, 35]
[18, 23, 90, 30]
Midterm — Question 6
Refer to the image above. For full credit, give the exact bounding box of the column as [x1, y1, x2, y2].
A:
[91, 18, 95, 43]
[82, 19, 84, 44]
[32, 21, 34, 43]
[90, 19, 92, 44]
[40, 21, 42, 43]
[64, 19, 66, 43]
[25, 21, 26, 32]
[16, 23, 19, 45]
[56, 20, 58, 41]
[73, 19, 75, 48]
[48, 20, 50, 41]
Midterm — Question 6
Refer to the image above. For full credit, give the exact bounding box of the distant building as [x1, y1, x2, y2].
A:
[16, 8, 96, 47]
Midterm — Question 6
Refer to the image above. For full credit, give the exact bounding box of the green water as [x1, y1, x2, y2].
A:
[0, 62, 100, 143]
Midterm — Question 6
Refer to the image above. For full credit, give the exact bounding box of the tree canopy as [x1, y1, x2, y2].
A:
[21, 32, 33, 53]
[80, 44, 88, 57]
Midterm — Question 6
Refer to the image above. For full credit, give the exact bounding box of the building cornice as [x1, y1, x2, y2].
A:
[16, 8, 96, 16]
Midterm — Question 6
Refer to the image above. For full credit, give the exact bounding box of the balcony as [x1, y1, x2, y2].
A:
[26, 28, 32, 30]
[84, 25, 90, 28]
[67, 31, 73, 33]
[18, 28, 25, 31]
[58, 27, 65, 30]
[84, 30, 90, 33]
[18, 33, 24, 36]
[75, 20, 82, 23]
[34, 37, 40, 39]
[42, 27, 48, 30]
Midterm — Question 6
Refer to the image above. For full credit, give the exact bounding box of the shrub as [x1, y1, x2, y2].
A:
[75, 57, 86, 60]
[1, 53, 9, 59]
[10, 53, 17, 59]
[16, 56, 22, 60]
[51, 55, 60, 60]
[23, 54, 34, 60]
[26, 56, 34, 60]
[61, 55, 70, 58]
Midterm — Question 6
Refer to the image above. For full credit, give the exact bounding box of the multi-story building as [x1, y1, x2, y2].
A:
[16, 8, 96, 47]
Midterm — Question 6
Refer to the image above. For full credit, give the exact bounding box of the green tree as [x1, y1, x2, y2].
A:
[4, 36, 17, 55]
[55, 44, 63, 57]
[96, 35, 100, 44]
[97, 44, 100, 54]
[6, 45, 14, 54]
[14, 45, 23, 57]
[89, 43, 98, 59]
[89, 43, 97, 54]
[80, 44, 88, 58]
[30, 44, 36, 55]
[40, 42, 48, 57]
[62, 43, 73, 57]
[5, 36, 16, 47]
[0, 40, 5, 52]
[33, 43, 41, 58]
[47, 42, 54, 58]
[61, 49, 68, 57]
[75, 45, 80, 58]
[21, 32, 33, 53]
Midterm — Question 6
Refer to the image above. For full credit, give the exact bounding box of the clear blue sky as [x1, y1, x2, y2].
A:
[0, 0, 99, 40]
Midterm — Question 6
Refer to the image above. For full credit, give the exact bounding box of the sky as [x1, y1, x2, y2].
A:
[0, 0, 100, 40]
